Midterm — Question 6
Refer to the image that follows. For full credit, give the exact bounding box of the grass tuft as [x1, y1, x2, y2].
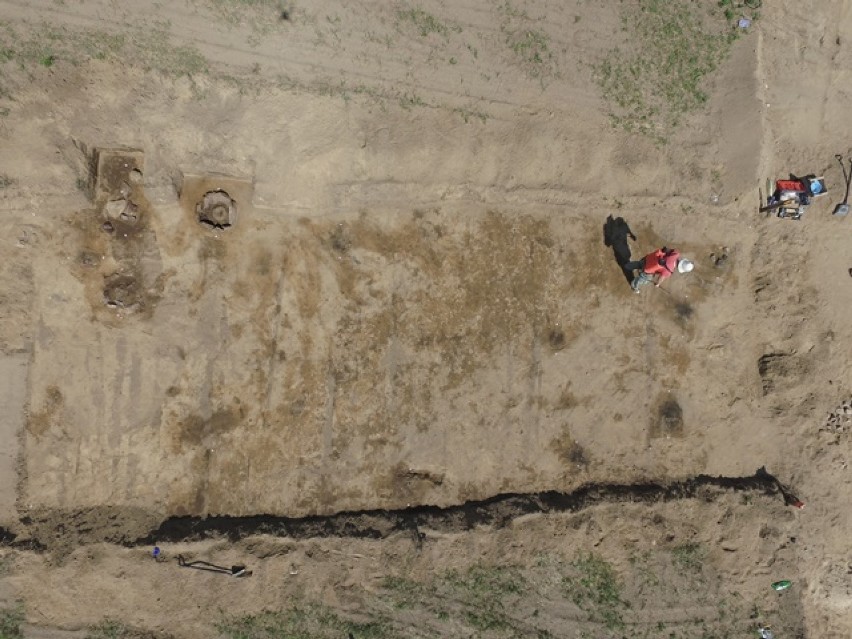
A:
[498, 2, 555, 79]
[206, 0, 290, 38]
[0, 607, 23, 639]
[0, 21, 206, 77]
[444, 563, 526, 599]
[397, 7, 460, 38]
[594, 0, 757, 141]
[381, 575, 426, 609]
[508, 29, 550, 67]
[672, 542, 705, 571]
[85, 619, 128, 639]
[398, 92, 426, 110]
[564, 553, 627, 629]
[453, 106, 489, 124]
[217, 604, 392, 639]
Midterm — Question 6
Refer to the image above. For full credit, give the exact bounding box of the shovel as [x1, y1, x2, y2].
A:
[833, 154, 851, 216]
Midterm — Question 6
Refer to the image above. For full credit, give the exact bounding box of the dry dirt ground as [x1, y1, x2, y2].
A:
[0, 0, 850, 638]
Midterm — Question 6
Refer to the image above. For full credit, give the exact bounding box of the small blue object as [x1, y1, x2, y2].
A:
[738, 18, 751, 29]
[152, 546, 161, 558]
[810, 181, 822, 194]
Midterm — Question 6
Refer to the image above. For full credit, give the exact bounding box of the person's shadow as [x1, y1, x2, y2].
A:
[603, 215, 637, 284]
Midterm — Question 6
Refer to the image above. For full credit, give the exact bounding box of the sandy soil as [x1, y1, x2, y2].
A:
[0, 0, 850, 637]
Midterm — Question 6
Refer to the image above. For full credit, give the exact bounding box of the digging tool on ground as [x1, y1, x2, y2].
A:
[655, 271, 712, 298]
[833, 154, 851, 216]
[759, 197, 798, 215]
[177, 554, 252, 577]
[652, 284, 686, 303]
[656, 286, 688, 303]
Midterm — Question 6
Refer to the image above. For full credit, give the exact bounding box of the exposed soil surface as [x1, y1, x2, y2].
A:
[0, 0, 850, 638]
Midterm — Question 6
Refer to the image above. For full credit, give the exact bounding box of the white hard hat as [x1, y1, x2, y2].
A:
[677, 259, 694, 274]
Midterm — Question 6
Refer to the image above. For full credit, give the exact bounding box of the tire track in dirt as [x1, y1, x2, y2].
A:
[0, 0, 537, 114]
[0, 0, 611, 120]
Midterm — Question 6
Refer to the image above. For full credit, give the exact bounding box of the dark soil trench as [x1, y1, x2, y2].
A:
[141, 469, 799, 544]
[0, 468, 800, 550]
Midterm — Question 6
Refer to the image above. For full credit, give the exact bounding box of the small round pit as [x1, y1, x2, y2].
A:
[197, 190, 236, 230]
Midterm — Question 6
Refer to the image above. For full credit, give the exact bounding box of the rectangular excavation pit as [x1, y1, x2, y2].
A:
[89, 146, 145, 202]
[650, 396, 685, 439]
[179, 172, 254, 231]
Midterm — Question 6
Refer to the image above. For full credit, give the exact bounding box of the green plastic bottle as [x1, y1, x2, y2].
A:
[771, 580, 792, 591]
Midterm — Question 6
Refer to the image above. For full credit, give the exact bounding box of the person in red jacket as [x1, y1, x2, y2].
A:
[624, 247, 693, 293]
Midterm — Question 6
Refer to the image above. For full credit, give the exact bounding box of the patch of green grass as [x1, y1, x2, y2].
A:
[0, 607, 23, 639]
[595, 0, 750, 141]
[398, 92, 426, 110]
[82, 33, 125, 61]
[671, 542, 705, 572]
[217, 604, 393, 639]
[453, 106, 489, 124]
[206, 0, 287, 29]
[85, 619, 128, 639]
[133, 25, 208, 76]
[0, 22, 205, 77]
[444, 563, 526, 598]
[497, 0, 528, 19]
[441, 564, 526, 632]
[464, 608, 509, 632]
[86, 619, 176, 639]
[381, 575, 428, 609]
[564, 553, 627, 630]
[397, 7, 460, 38]
[508, 28, 550, 66]
[628, 549, 661, 587]
[718, 0, 761, 26]
[499, 6, 555, 79]
[384, 565, 530, 634]
[0, 174, 14, 189]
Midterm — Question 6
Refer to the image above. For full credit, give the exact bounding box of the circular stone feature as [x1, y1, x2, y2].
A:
[196, 190, 236, 230]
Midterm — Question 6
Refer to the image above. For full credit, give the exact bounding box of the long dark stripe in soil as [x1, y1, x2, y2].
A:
[0, 468, 799, 551]
[136, 467, 796, 545]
